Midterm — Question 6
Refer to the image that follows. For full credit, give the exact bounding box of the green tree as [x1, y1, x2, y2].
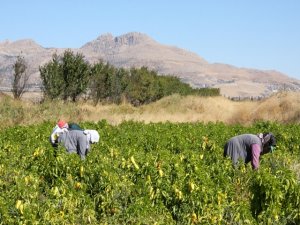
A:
[61, 50, 90, 101]
[109, 67, 128, 103]
[123, 67, 145, 106]
[12, 55, 30, 99]
[90, 61, 128, 105]
[39, 53, 64, 99]
[39, 50, 90, 101]
[125, 67, 161, 105]
[90, 61, 113, 105]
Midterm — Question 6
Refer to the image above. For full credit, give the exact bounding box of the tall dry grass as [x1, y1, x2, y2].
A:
[1, 91, 300, 129]
[229, 91, 300, 124]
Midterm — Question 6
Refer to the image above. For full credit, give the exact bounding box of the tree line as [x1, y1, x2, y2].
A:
[12, 50, 220, 105]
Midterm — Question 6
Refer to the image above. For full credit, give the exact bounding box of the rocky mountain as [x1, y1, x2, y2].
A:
[1, 32, 299, 97]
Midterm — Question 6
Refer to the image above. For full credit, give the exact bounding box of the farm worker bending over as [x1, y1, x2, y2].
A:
[50, 120, 99, 160]
[224, 132, 276, 170]
[57, 129, 99, 160]
[50, 120, 83, 147]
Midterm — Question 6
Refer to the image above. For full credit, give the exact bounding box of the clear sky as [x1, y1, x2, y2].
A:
[1, 0, 300, 80]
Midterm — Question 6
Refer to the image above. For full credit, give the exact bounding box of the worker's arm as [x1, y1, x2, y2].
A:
[251, 144, 261, 170]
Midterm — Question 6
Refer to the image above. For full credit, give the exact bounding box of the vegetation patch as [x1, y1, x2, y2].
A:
[0, 121, 299, 224]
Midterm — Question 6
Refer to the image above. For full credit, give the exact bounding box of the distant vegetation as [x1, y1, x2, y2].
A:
[1, 91, 300, 129]
[39, 50, 219, 106]
[12, 55, 30, 100]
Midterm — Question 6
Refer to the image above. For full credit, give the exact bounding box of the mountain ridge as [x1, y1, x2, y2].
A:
[1, 32, 299, 97]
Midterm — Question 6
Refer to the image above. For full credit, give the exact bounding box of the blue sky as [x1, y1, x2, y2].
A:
[1, 0, 300, 79]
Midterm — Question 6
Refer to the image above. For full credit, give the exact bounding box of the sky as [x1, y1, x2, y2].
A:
[1, 0, 300, 80]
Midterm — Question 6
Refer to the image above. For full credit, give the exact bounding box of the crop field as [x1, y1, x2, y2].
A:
[0, 120, 299, 224]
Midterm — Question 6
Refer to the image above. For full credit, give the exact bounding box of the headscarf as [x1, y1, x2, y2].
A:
[84, 130, 100, 143]
[262, 132, 276, 147]
[258, 132, 276, 153]
[257, 132, 276, 146]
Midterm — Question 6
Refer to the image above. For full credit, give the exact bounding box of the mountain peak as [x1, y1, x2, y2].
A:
[0, 39, 12, 45]
[114, 32, 155, 45]
[82, 32, 155, 50]
[0, 39, 43, 53]
[9, 39, 40, 47]
[97, 32, 154, 44]
[96, 33, 114, 42]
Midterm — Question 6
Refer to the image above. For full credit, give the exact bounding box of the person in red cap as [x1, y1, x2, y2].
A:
[49, 119, 83, 148]
[57, 120, 68, 129]
[49, 119, 99, 160]
[49, 120, 69, 147]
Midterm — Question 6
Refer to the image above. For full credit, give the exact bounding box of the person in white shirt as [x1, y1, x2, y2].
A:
[49, 120, 69, 147]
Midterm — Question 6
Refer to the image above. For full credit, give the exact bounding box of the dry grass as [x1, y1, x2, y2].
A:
[1, 91, 300, 128]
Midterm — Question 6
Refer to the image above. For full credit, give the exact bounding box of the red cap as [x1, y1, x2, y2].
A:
[57, 120, 67, 128]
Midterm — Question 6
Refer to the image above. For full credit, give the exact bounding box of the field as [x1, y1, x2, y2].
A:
[0, 92, 300, 224]
[0, 120, 300, 224]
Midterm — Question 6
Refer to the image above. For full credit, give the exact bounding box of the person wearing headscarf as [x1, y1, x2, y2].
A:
[49, 120, 69, 147]
[57, 129, 100, 160]
[223, 132, 276, 170]
[49, 119, 100, 160]
[49, 120, 84, 147]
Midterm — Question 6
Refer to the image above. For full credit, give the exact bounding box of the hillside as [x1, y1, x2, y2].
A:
[1, 32, 300, 97]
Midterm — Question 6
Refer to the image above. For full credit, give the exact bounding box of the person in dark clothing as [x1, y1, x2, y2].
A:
[224, 132, 276, 170]
[57, 129, 100, 160]
[49, 120, 100, 160]
[49, 120, 83, 147]
[57, 130, 89, 160]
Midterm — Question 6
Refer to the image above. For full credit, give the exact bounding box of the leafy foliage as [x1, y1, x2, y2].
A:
[89, 61, 128, 105]
[39, 50, 90, 101]
[60, 50, 90, 101]
[90, 64, 220, 106]
[0, 121, 299, 224]
[40, 53, 219, 105]
[39, 53, 64, 100]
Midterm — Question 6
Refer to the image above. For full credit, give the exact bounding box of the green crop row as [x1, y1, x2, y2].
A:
[0, 121, 299, 224]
